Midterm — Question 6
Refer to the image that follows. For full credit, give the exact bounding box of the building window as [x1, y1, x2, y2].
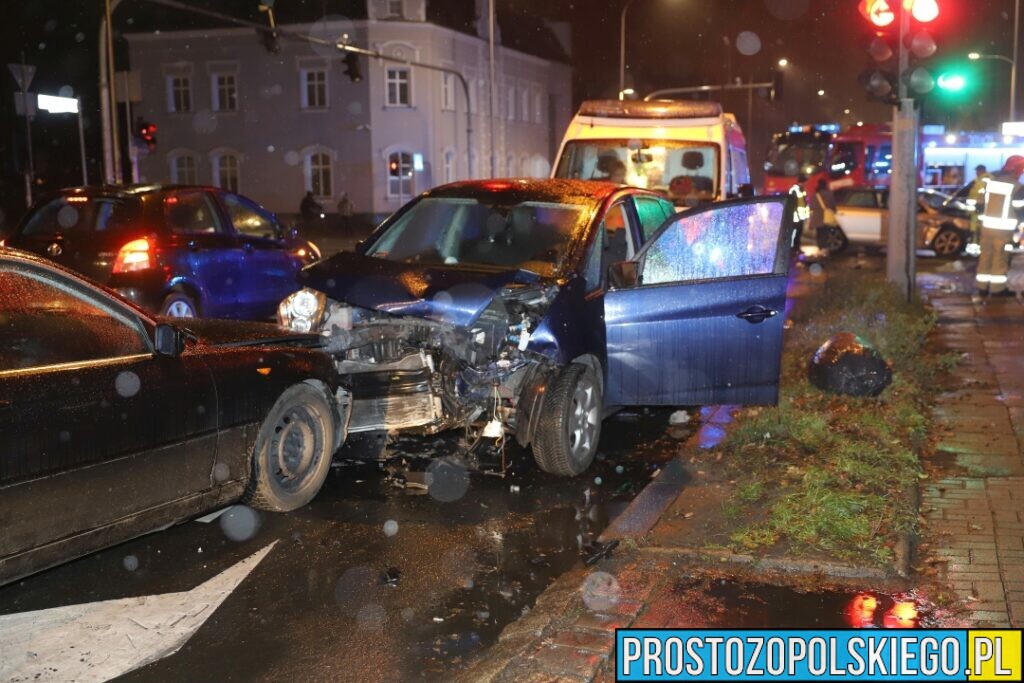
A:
[171, 154, 197, 184]
[167, 75, 192, 113]
[520, 89, 530, 122]
[388, 0, 403, 17]
[306, 152, 333, 197]
[213, 153, 240, 192]
[301, 68, 328, 109]
[388, 151, 414, 198]
[507, 154, 516, 177]
[534, 92, 544, 124]
[506, 85, 516, 121]
[441, 73, 455, 112]
[443, 150, 456, 183]
[386, 68, 411, 107]
[212, 73, 237, 112]
[520, 154, 531, 178]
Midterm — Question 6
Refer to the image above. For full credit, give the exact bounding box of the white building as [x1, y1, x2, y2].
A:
[125, 0, 573, 219]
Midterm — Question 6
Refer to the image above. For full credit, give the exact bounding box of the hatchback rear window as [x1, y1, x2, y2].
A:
[20, 197, 139, 237]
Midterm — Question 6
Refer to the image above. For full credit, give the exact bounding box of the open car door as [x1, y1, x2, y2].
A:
[604, 196, 795, 407]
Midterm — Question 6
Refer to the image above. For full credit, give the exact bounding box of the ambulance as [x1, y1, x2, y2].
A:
[551, 99, 751, 207]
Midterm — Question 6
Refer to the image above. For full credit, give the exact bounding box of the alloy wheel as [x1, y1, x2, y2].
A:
[165, 300, 195, 317]
[568, 376, 600, 465]
[932, 230, 963, 257]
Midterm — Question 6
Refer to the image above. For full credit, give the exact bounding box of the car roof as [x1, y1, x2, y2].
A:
[423, 178, 657, 206]
[39, 184, 221, 201]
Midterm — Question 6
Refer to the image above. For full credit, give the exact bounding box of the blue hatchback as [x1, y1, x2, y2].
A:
[5, 185, 319, 320]
[279, 179, 796, 476]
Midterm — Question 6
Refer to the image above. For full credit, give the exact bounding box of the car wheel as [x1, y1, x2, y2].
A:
[817, 225, 848, 253]
[243, 383, 336, 512]
[533, 364, 602, 477]
[161, 293, 197, 318]
[931, 225, 965, 258]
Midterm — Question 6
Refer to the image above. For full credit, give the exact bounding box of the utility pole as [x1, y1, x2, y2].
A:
[488, 0, 497, 178]
[14, 52, 36, 207]
[887, 3, 917, 302]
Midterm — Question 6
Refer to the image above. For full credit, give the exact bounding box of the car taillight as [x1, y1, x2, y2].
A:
[112, 238, 152, 273]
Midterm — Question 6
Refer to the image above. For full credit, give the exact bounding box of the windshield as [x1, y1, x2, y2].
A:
[554, 139, 719, 207]
[764, 139, 829, 177]
[366, 197, 588, 275]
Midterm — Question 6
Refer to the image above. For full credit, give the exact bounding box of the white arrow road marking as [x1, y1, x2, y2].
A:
[0, 542, 276, 683]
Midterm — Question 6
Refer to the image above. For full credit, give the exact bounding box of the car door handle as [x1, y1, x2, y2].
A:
[736, 305, 778, 324]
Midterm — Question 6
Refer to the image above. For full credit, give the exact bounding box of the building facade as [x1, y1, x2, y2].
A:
[125, 0, 573, 219]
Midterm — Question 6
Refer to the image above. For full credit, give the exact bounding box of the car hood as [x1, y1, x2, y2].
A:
[299, 251, 548, 327]
[170, 318, 321, 348]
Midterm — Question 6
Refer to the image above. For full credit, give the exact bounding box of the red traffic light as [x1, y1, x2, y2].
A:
[907, 0, 939, 23]
[859, 0, 896, 27]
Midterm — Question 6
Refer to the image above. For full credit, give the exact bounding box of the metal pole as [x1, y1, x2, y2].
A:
[619, 0, 633, 98]
[746, 73, 754, 153]
[20, 52, 34, 207]
[488, 0, 497, 178]
[887, 4, 915, 302]
[1013, 0, 1020, 121]
[105, 0, 123, 183]
[100, 16, 112, 183]
[123, 72, 139, 182]
[77, 99, 88, 185]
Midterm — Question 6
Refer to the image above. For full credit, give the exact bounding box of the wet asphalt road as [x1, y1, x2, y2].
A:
[0, 410, 686, 682]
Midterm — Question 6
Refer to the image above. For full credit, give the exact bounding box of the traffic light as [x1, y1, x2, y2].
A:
[858, 0, 943, 103]
[343, 53, 362, 83]
[936, 71, 966, 92]
[137, 119, 157, 153]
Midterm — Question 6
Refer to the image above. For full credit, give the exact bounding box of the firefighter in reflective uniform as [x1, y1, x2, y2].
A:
[966, 164, 990, 248]
[789, 173, 810, 247]
[976, 155, 1024, 297]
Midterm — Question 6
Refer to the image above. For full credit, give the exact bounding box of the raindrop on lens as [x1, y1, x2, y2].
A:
[213, 462, 230, 482]
[115, 371, 141, 398]
[219, 504, 261, 541]
[58, 85, 74, 98]
[427, 460, 470, 502]
[75, 32, 85, 43]
[356, 603, 386, 630]
[59, 430, 71, 444]
[581, 571, 621, 611]
[123, 555, 139, 571]
[334, 566, 376, 613]
[615, 465, 624, 475]
[284, 151, 300, 166]
[809, 263, 823, 277]
[57, 205, 79, 229]
[736, 31, 762, 56]
[383, 520, 399, 537]
[192, 109, 217, 134]
[594, 476, 603, 486]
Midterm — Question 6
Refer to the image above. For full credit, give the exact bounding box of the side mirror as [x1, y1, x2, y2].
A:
[154, 323, 185, 357]
[608, 260, 639, 289]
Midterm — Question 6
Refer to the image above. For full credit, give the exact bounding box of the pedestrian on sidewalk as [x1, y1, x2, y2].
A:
[300, 191, 324, 231]
[976, 155, 1024, 298]
[336, 192, 353, 233]
[809, 177, 838, 240]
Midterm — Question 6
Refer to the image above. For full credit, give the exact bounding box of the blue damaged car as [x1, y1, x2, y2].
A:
[278, 179, 795, 476]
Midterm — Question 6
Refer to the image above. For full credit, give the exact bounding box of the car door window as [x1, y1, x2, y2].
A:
[639, 199, 788, 286]
[20, 197, 137, 236]
[634, 196, 674, 242]
[602, 202, 635, 263]
[840, 190, 878, 208]
[222, 193, 279, 239]
[0, 265, 150, 371]
[164, 192, 225, 234]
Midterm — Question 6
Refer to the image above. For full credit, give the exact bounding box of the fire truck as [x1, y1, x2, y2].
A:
[763, 123, 894, 198]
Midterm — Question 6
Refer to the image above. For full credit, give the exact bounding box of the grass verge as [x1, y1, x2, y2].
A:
[718, 269, 952, 567]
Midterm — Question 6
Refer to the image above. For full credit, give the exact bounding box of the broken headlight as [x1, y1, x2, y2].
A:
[278, 288, 327, 332]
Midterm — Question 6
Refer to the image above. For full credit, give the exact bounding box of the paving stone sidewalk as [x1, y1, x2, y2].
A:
[918, 271, 1024, 628]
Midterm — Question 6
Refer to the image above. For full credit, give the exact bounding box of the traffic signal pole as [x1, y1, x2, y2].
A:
[887, 4, 918, 302]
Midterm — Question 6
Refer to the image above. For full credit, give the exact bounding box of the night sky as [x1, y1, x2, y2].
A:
[0, 0, 1017, 224]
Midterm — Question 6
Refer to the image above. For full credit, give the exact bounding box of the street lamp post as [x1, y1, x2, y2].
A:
[969, 51, 1018, 122]
[618, 0, 635, 99]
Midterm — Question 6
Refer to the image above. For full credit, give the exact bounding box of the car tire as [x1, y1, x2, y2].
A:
[532, 364, 602, 477]
[817, 225, 848, 253]
[243, 383, 336, 512]
[931, 225, 965, 258]
[161, 293, 198, 318]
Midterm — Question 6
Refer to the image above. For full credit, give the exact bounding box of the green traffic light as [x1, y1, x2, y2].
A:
[937, 72, 967, 92]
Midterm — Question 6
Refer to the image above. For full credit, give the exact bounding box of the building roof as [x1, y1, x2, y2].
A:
[119, 0, 568, 64]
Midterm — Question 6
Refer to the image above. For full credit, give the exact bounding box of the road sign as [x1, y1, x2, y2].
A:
[13, 92, 37, 116]
[7, 62, 36, 92]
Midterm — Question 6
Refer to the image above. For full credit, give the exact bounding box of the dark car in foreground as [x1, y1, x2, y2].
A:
[2, 185, 320, 320]
[278, 179, 795, 477]
[0, 249, 348, 585]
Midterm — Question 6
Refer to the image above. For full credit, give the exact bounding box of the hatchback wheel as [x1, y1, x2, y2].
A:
[161, 293, 197, 318]
[817, 225, 848, 253]
[931, 226, 965, 258]
[244, 383, 336, 512]
[533, 364, 602, 477]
